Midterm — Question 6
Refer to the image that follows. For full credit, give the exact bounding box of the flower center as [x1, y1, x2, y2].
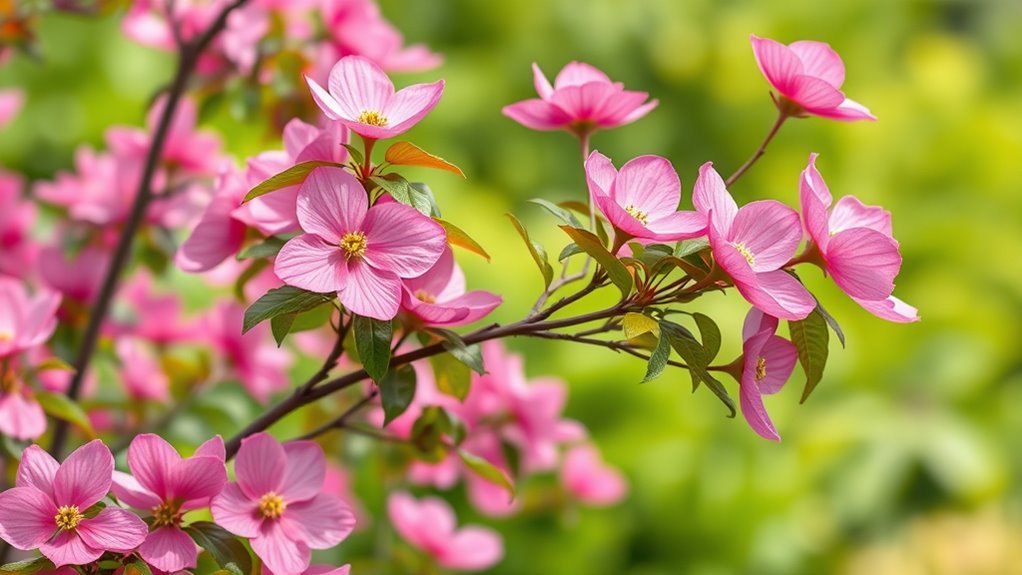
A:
[624, 205, 648, 225]
[151, 501, 182, 528]
[258, 493, 286, 519]
[54, 505, 84, 531]
[356, 110, 388, 127]
[414, 290, 436, 304]
[339, 231, 368, 259]
[755, 356, 767, 383]
[733, 242, 755, 265]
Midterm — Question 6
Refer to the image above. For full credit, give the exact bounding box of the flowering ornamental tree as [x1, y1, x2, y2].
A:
[0, 2, 916, 574]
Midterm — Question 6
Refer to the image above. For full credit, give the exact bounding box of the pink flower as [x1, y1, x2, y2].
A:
[503, 62, 658, 136]
[736, 309, 798, 441]
[692, 162, 815, 321]
[35, 146, 146, 226]
[0, 441, 148, 567]
[203, 302, 292, 402]
[585, 151, 705, 243]
[111, 435, 226, 573]
[316, 0, 442, 74]
[799, 154, 918, 323]
[401, 247, 502, 327]
[118, 273, 197, 345]
[38, 245, 108, 305]
[0, 89, 23, 129]
[0, 169, 38, 277]
[274, 166, 446, 320]
[0, 276, 61, 358]
[114, 339, 170, 402]
[750, 35, 876, 122]
[211, 433, 356, 575]
[266, 565, 351, 575]
[561, 444, 628, 506]
[387, 492, 503, 572]
[176, 165, 249, 273]
[306, 55, 445, 140]
[0, 371, 46, 440]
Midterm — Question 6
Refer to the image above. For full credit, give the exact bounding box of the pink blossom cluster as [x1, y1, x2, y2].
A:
[0, 435, 353, 575]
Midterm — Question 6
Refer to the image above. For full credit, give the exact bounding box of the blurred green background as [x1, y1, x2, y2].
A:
[3, 0, 1022, 573]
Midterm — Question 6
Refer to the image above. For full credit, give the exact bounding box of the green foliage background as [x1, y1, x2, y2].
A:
[2, 0, 1022, 573]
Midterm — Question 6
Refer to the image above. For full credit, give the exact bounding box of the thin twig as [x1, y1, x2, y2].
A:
[293, 390, 379, 441]
[724, 108, 788, 188]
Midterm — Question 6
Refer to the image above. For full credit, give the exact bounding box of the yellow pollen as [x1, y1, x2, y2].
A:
[0, 331, 11, 342]
[54, 505, 84, 531]
[151, 502, 181, 528]
[356, 110, 388, 127]
[755, 357, 767, 382]
[414, 290, 437, 304]
[624, 205, 648, 225]
[259, 493, 286, 519]
[734, 242, 755, 265]
[339, 231, 368, 259]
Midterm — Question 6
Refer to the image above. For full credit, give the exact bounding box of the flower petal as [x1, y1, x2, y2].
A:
[54, 440, 113, 509]
[741, 308, 778, 342]
[826, 228, 901, 301]
[584, 150, 618, 199]
[531, 63, 554, 99]
[306, 76, 348, 121]
[729, 200, 803, 272]
[296, 167, 367, 245]
[274, 234, 347, 294]
[0, 390, 47, 441]
[236, 433, 286, 499]
[756, 335, 798, 395]
[279, 493, 356, 549]
[76, 507, 148, 553]
[739, 371, 781, 442]
[111, 471, 162, 510]
[385, 80, 445, 135]
[362, 203, 446, 278]
[0, 487, 57, 550]
[211, 483, 262, 538]
[611, 155, 681, 220]
[644, 210, 707, 241]
[750, 35, 802, 95]
[176, 183, 246, 272]
[691, 162, 737, 236]
[813, 97, 877, 121]
[339, 259, 403, 321]
[501, 99, 571, 131]
[15, 445, 59, 498]
[752, 270, 816, 321]
[553, 61, 611, 89]
[788, 40, 845, 88]
[788, 75, 845, 111]
[251, 521, 311, 575]
[799, 153, 833, 248]
[41, 530, 102, 568]
[127, 434, 180, 501]
[326, 55, 395, 119]
[829, 195, 893, 237]
[851, 295, 920, 323]
[167, 455, 227, 505]
[278, 441, 325, 503]
[195, 435, 226, 461]
[437, 526, 504, 571]
[138, 526, 198, 573]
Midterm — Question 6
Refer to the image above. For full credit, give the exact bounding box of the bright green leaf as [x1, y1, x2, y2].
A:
[242, 286, 335, 334]
[559, 226, 632, 297]
[430, 352, 471, 400]
[0, 556, 55, 575]
[529, 198, 582, 228]
[458, 449, 515, 499]
[507, 213, 553, 289]
[354, 315, 393, 382]
[243, 161, 344, 203]
[693, 312, 722, 363]
[185, 522, 252, 575]
[642, 332, 672, 383]
[788, 309, 830, 403]
[36, 392, 95, 438]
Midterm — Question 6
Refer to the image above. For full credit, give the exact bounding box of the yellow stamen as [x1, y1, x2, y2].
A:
[624, 205, 648, 225]
[55, 505, 84, 531]
[356, 110, 388, 127]
[339, 231, 368, 259]
[258, 493, 286, 519]
[734, 242, 755, 265]
[755, 357, 767, 382]
[151, 501, 182, 528]
[414, 290, 437, 304]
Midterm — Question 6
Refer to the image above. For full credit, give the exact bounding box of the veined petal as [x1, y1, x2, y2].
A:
[127, 434, 180, 501]
[501, 99, 572, 131]
[592, 90, 651, 127]
[813, 97, 877, 122]
[326, 56, 394, 118]
[138, 526, 198, 573]
[553, 61, 612, 89]
[278, 441, 325, 504]
[692, 162, 737, 236]
[385, 80, 445, 135]
[251, 521, 311, 575]
[739, 373, 781, 442]
[279, 493, 355, 549]
[111, 471, 162, 510]
[829, 195, 893, 237]
[15, 445, 59, 498]
[76, 507, 148, 553]
[788, 40, 845, 88]
[236, 433, 286, 499]
[167, 455, 227, 504]
[729, 201, 803, 272]
[612, 155, 681, 220]
[402, 293, 471, 326]
[548, 82, 618, 122]
[54, 440, 113, 510]
[531, 63, 554, 99]
[362, 203, 446, 278]
[752, 270, 816, 321]
[0, 390, 46, 441]
[0, 487, 57, 550]
[755, 335, 798, 395]
[274, 235, 347, 294]
[741, 308, 778, 342]
[195, 436, 226, 461]
[826, 228, 901, 301]
[799, 153, 833, 248]
[644, 210, 708, 241]
[851, 294, 920, 323]
[750, 35, 802, 95]
[306, 76, 347, 121]
[211, 483, 262, 538]
[296, 167, 367, 244]
[435, 291, 502, 326]
[788, 75, 846, 111]
[41, 530, 102, 567]
[339, 259, 403, 321]
[584, 150, 618, 198]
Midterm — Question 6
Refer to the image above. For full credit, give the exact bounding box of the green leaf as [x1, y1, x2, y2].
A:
[559, 226, 632, 297]
[341, 143, 364, 166]
[433, 329, 486, 374]
[622, 312, 660, 339]
[371, 174, 432, 215]
[693, 313, 722, 363]
[380, 365, 417, 426]
[353, 315, 393, 382]
[675, 237, 710, 258]
[458, 449, 515, 499]
[269, 314, 296, 347]
[410, 182, 442, 217]
[35, 391, 95, 438]
[661, 321, 736, 417]
[430, 352, 471, 400]
[185, 522, 252, 575]
[506, 213, 553, 289]
[0, 556, 55, 575]
[33, 356, 74, 374]
[124, 560, 153, 575]
[529, 198, 582, 228]
[243, 160, 344, 203]
[410, 406, 457, 462]
[813, 298, 846, 348]
[242, 286, 335, 334]
[788, 309, 830, 403]
[558, 242, 582, 261]
[436, 219, 490, 261]
[236, 236, 287, 260]
[642, 332, 672, 383]
[233, 258, 269, 301]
